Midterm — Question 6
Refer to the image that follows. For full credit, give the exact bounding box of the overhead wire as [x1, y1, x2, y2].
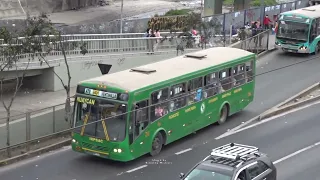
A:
[3, 52, 319, 149]
[71, 53, 320, 130]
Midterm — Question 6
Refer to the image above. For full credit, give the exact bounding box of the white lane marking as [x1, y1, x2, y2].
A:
[273, 141, 320, 165]
[126, 165, 148, 173]
[175, 148, 192, 155]
[215, 100, 320, 140]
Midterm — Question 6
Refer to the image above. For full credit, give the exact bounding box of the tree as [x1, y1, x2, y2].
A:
[0, 14, 55, 157]
[37, 20, 88, 128]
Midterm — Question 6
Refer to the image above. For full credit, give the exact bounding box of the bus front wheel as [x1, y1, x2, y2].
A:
[150, 133, 163, 156]
[218, 104, 229, 125]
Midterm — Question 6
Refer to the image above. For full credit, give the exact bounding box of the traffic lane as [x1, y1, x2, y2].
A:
[0, 112, 249, 180]
[276, 145, 320, 180]
[114, 102, 320, 180]
[252, 50, 320, 114]
[0, 50, 318, 180]
[0, 52, 281, 179]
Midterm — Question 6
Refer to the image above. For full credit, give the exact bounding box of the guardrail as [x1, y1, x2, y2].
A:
[0, 32, 180, 44]
[0, 34, 233, 66]
[0, 31, 270, 159]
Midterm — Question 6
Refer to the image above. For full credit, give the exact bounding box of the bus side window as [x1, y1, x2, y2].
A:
[317, 18, 320, 36]
[150, 88, 169, 122]
[169, 82, 186, 112]
[245, 61, 254, 82]
[234, 64, 246, 86]
[134, 100, 149, 139]
[187, 77, 203, 104]
[204, 72, 219, 98]
[310, 20, 317, 42]
[219, 68, 232, 91]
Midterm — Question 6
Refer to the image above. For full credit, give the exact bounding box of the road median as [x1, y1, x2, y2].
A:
[259, 82, 320, 120]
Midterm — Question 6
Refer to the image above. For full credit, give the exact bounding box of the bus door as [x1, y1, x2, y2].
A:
[187, 77, 205, 132]
[131, 100, 150, 156]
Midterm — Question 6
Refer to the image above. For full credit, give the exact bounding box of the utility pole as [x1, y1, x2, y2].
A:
[120, 0, 124, 34]
[260, 0, 264, 24]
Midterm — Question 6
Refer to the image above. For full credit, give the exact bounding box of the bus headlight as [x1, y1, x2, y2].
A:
[113, 148, 122, 153]
[300, 46, 307, 50]
[72, 139, 77, 143]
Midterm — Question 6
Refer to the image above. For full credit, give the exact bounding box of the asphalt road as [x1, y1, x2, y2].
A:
[110, 98, 320, 180]
[1, 49, 320, 179]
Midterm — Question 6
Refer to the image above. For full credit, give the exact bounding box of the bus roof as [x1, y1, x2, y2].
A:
[282, 5, 320, 19]
[81, 47, 254, 91]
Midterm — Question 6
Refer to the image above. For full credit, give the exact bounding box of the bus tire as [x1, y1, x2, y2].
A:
[218, 104, 229, 125]
[150, 133, 163, 156]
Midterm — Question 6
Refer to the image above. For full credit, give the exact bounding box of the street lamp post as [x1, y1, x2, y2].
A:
[120, 0, 124, 34]
[260, 0, 264, 25]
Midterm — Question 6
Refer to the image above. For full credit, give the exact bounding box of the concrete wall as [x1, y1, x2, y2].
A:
[51, 50, 196, 91]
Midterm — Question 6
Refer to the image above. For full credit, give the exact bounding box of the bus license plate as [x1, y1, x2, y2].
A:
[287, 50, 293, 52]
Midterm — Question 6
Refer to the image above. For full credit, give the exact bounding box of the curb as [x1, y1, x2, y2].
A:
[259, 82, 320, 120]
[257, 48, 276, 58]
[0, 139, 71, 167]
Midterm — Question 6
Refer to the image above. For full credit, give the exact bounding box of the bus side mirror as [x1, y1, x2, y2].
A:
[179, 173, 185, 179]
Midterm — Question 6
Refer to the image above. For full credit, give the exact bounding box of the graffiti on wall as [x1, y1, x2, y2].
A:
[82, 60, 102, 70]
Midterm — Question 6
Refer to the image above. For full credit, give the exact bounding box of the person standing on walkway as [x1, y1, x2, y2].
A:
[263, 15, 272, 30]
[154, 29, 161, 51]
[148, 30, 156, 54]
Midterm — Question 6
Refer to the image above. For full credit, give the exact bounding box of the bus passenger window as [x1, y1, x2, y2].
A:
[169, 83, 186, 111]
[245, 61, 254, 82]
[219, 68, 232, 91]
[204, 72, 220, 98]
[134, 100, 149, 139]
[150, 88, 169, 122]
[234, 64, 246, 86]
[187, 77, 203, 104]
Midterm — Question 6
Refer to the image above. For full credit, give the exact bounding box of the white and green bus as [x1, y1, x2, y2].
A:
[275, 5, 320, 54]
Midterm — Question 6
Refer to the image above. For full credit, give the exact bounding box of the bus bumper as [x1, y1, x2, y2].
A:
[275, 44, 310, 53]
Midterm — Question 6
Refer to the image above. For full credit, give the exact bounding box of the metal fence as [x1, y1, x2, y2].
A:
[230, 30, 270, 54]
[0, 0, 308, 35]
[0, 31, 270, 159]
[2, 35, 236, 67]
[49, 0, 310, 34]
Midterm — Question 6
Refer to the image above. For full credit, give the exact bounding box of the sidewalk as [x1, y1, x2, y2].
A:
[0, 87, 76, 124]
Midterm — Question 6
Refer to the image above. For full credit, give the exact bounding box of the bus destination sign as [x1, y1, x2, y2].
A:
[84, 88, 117, 99]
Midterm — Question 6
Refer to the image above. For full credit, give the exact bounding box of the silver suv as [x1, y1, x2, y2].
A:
[179, 143, 277, 180]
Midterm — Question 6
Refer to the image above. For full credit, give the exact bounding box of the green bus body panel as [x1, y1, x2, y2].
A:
[71, 53, 256, 162]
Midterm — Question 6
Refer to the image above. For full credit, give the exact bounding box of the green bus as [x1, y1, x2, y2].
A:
[275, 5, 320, 54]
[71, 47, 256, 162]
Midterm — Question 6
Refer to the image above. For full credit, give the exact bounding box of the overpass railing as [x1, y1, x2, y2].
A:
[0, 32, 180, 45]
[0, 34, 233, 66]
[0, 31, 271, 159]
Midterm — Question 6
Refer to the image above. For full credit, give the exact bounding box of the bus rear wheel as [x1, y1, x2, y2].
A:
[150, 133, 163, 156]
[218, 105, 228, 125]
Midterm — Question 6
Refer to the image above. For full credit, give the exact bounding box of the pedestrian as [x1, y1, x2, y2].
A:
[154, 29, 161, 51]
[148, 30, 156, 54]
[263, 15, 272, 30]
[144, 28, 150, 37]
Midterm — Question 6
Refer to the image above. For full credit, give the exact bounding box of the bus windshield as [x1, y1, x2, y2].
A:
[74, 99, 127, 142]
[277, 21, 309, 42]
